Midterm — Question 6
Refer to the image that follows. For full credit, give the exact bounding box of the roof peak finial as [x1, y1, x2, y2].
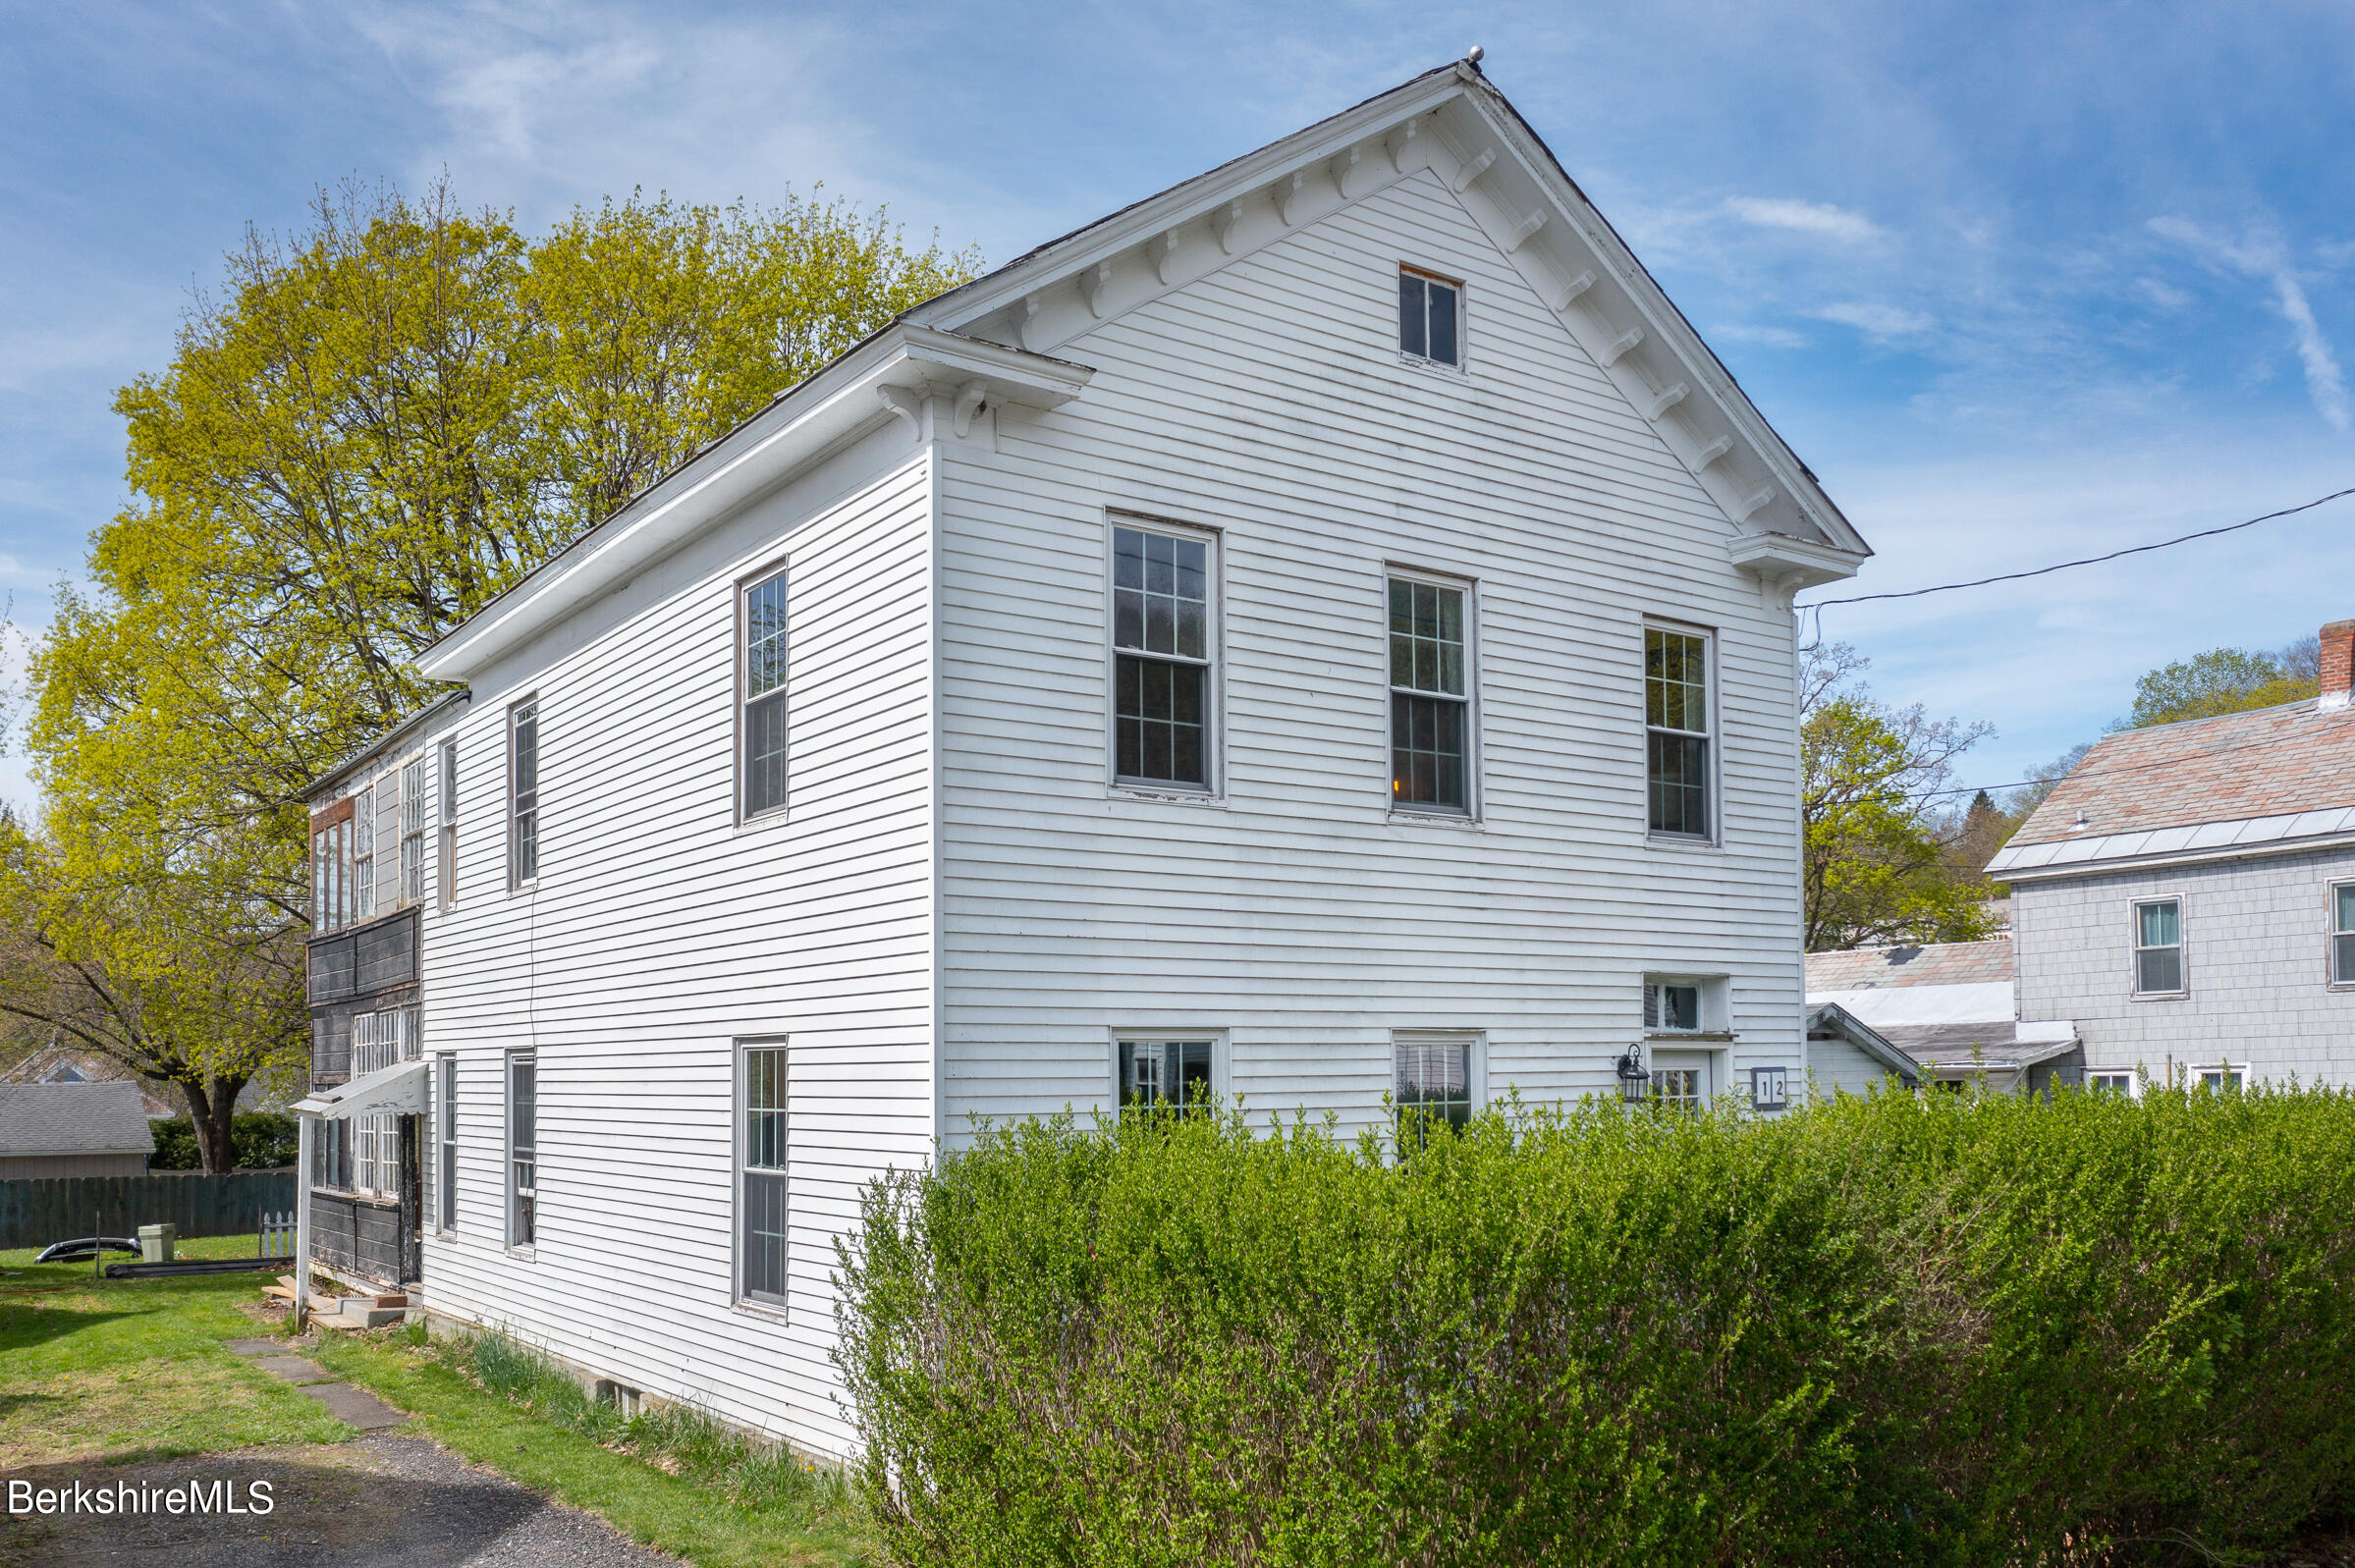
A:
[1464, 43, 1485, 66]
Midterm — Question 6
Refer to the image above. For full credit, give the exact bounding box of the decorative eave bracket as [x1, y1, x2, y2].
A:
[1726, 531, 1864, 596]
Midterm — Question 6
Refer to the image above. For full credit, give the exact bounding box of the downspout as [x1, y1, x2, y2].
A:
[293, 1113, 312, 1330]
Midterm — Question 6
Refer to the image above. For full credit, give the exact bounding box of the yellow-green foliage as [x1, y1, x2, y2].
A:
[837, 1086, 2355, 1567]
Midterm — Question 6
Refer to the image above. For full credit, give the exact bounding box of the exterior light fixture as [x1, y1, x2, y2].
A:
[1615, 1043, 1650, 1106]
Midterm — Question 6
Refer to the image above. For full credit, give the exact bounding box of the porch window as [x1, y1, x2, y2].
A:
[1646, 625, 1712, 838]
[2132, 898, 2184, 995]
[509, 1051, 537, 1247]
[742, 569, 789, 817]
[740, 1044, 789, 1307]
[1389, 576, 1470, 811]
[1113, 524, 1213, 788]
[1118, 1039, 1213, 1112]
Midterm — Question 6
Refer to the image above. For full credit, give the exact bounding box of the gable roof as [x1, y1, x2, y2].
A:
[1987, 698, 2355, 881]
[419, 59, 1866, 684]
[2, 1045, 177, 1117]
[0, 1082, 158, 1158]
[1805, 938, 2013, 992]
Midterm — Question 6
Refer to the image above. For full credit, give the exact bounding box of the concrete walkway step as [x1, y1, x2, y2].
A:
[226, 1333, 411, 1433]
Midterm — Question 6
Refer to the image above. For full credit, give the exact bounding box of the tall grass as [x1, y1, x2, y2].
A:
[434, 1325, 854, 1520]
[837, 1082, 2355, 1567]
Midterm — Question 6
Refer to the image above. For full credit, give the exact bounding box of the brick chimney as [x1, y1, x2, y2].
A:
[2322, 620, 2355, 711]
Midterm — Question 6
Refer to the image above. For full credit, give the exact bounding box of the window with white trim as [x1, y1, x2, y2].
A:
[1394, 1033, 1476, 1143]
[353, 783, 377, 919]
[2194, 1063, 2247, 1094]
[509, 699, 539, 888]
[2132, 898, 2184, 995]
[1645, 625, 1712, 838]
[436, 739, 458, 912]
[2332, 884, 2355, 984]
[436, 1054, 458, 1232]
[509, 1051, 537, 1247]
[1643, 982, 1703, 1033]
[401, 756, 426, 902]
[739, 1043, 789, 1308]
[2087, 1070, 2137, 1097]
[742, 569, 789, 817]
[1112, 524, 1213, 788]
[1117, 1039, 1214, 1112]
[1397, 266, 1461, 367]
[1650, 1065, 1705, 1112]
[1389, 575, 1470, 812]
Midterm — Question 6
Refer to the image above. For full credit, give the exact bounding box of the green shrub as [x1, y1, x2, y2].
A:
[148, 1110, 300, 1170]
[836, 1086, 2355, 1567]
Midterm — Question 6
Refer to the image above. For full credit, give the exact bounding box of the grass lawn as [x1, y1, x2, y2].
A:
[1, 1232, 875, 1567]
[0, 1232, 351, 1467]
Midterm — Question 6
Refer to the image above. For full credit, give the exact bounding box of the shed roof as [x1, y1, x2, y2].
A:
[1805, 939, 2013, 992]
[0, 1082, 158, 1158]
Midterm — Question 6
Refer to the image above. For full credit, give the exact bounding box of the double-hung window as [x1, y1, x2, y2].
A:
[739, 1044, 789, 1308]
[742, 569, 789, 817]
[436, 1054, 458, 1232]
[401, 757, 426, 902]
[1389, 575, 1470, 812]
[2087, 1069, 2136, 1097]
[2132, 898, 2184, 995]
[2195, 1063, 2246, 1093]
[2332, 884, 2355, 985]
[1118, 1040, 1213, 1112]
[1397, 266, 1461, 367]
[509, 699, 539, 888]
[437, 740, 458, 911]
[508, 1051, 537, 1247]
[1112, 524, 1213, 789]
[1645, 625, 1713, 838]
[353, 784, 376, 919]
[1394, 1033, 1475, 1143]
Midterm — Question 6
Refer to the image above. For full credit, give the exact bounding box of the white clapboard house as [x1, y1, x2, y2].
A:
[296, 59, 1871, 1455]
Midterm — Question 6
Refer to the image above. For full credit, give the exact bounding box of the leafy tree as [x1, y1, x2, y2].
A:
[2128, 645, 2316, 727]
[1801, 643, 1998, 951]
[5, 181, 978, 1167]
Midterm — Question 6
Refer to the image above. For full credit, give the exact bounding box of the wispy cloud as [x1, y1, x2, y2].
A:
[1715, 322, 1811, 350]
[1725, 196, 1884, 244]
[2149, 216, 2349, 430]
[1810, 301, 1934, 341]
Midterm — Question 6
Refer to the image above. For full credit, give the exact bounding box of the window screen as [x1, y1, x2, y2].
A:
[1398, 268, 1461, 366]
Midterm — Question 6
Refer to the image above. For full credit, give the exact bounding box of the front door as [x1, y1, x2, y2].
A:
[398, 1114, 423, 1284]
[1649, 1050, 1713, 1112]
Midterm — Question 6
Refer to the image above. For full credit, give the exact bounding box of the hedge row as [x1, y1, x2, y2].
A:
[147, 1110, 299, 1170]
[836, 1085, 2355, 1566]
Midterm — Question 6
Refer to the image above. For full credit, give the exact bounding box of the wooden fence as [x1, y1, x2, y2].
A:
[0, 1168, 299, 1249]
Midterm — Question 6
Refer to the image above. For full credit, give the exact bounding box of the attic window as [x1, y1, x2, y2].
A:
[1398, 267, 1461, 367]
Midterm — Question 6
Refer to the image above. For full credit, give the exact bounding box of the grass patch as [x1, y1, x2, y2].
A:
[310, 1326, 875, 1568]
[0, 1233, 347, 1466]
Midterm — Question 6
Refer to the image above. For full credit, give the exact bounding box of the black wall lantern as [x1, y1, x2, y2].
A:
[1614, 1042, 1650, 1106]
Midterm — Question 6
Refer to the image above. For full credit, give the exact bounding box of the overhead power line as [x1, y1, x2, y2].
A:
[1806, 483, 2355, 611]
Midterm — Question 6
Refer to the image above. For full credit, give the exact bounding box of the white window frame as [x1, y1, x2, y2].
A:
[2191, 1062, 2249, 1094]
[1110, 1030, 1227, 1113]
[435, 1053, 458, 1234]
[2329, 880, 2355, 988]
[1385, 568, 1479, 819]
[1644, 621, 1719, 844]
[1642, 974, 1726, 1038]
[1106, 514, 1222, 799]
[507, 1049, 537, 1251]
[1392, 1029, 1485, 1141]
[2085, 1068, 2139, 1098]
[400, 755, 426, 903]
[436, 739, 459, 912]
[353, 783, 377, 921]
[2130, 895, 2187, 998]
[739, 564, 791, 824]
[508, 698, 540, 891]
[735, 1038, 791, 1314]
[1397, 264, 1466, 371]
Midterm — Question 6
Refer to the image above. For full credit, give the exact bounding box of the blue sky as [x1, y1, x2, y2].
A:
[4, 1, 2354, 811]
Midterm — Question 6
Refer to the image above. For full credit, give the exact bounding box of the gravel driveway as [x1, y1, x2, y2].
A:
[0, 1432, 680, 1567]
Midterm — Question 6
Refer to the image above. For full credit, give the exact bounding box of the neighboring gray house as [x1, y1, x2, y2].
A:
[1986, 618, 2355, 1094]
[1805, 937, 2080, 1096]
[0, 1082, 157, 1178]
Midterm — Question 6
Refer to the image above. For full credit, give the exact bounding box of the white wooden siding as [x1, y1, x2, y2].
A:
[937, 169, 1807, 1140]
[415, 447, 938, 1460]
[1809, 1038, 1909, 1101]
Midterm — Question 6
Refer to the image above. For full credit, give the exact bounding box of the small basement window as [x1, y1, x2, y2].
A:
[1398, 267, 1461, 367]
